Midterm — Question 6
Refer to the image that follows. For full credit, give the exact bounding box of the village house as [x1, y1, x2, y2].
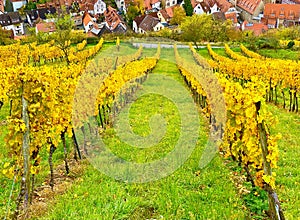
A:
[192, 0, 232, 15]
[11, 0, 27, 12]
[263, 3, 300, 28]
[241, 20, 268, 35]
[157, 6, 174, 23]
[144, 0, 161, 11]
[35, 21, 56, 34]
[133, 13, 164, 33]
[72, 14, 83, 27]
[157, 8, 171, 23]
[225, 7, 240, 27]
[0, 12, 24, 36]
[104, 6, 126, 32]
[235, 0, 264, 22]
[25, 7, 57, 26]
[83, 12, 96, 32]
[166, 0, 177, 8]
[94, 0, 106, 14]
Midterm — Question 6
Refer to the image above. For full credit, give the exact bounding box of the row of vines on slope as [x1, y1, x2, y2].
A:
[223, 44, 299, 113]
[1, 39, 160, 219]
[0, 38, 104, 219]
[174, 44, 284, 219]
[73, 45, 161, 153]
[0, 39, 90, 68]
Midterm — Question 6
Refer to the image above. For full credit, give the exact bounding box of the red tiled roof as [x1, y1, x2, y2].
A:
[104, 6, 124, 30]
[158, 8, 171, 20]
[243, 22, 268, 35]
[83, 13, 93, 26]
[237, 0, 261, 14]
[225, 11, 237, 23]
[144, 0, 161, 10]
[165, 6, 175, 17]
[134, 14, 147, 26]
[216, 0, 232, 13]
[264, 3, 300, 20]
[139, 15, 160, 31]
[36, 22, 56, 33]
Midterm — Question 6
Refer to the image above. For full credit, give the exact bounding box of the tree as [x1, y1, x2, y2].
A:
[126, 4, 141, 28]
[170, 6, 186, 25]
[4, 0, 13, 12]
[133, 0, 145, 15]
[209, 19, 231, 42]
[183, 0, 193, 16]
[180, 14, 213, 48]
[0, 28, 13, 45]
[48, 8, 75, 64]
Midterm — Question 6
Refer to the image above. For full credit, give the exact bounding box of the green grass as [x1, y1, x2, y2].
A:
[267, 105, 300, 219]
[258, 48, 300, 60]
[40, 48, 246, 219]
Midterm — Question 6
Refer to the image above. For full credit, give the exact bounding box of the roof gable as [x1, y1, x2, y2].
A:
[264, 3, 300, 20]
[237, 0, 261, 14]
[139, 14, 160, 31]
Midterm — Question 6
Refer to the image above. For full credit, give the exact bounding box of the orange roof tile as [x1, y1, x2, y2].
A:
[104, 6, 123, 30]
[36, 22, 56, 33]
[225, 12, 237, 23]
[216, 0, 232, 13]
[83, 13, 93, 26]
[165, 6, 175, 17]
[264, 3, 300, 20]
[237, 0, 261, 14]
[244, 22, 268, 35]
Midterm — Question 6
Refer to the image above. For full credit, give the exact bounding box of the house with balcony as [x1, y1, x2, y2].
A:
[0, 12, 24, 36]
[263, 3, 300, 28]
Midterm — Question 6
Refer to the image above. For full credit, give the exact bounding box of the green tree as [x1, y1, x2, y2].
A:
[209, 19, 231, 42]
[183, 0, 193, 16]
[170, 6, 186, 25]
[48, 8, 75, 64]
[4, 0, 13, 12]
[24, 1, 37, 10]
[180, 14, 213, 48]
[126, 4, 141, 28]
[0, 28, 13, 45]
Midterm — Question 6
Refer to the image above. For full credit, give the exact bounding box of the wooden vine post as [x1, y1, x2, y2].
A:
[15, 94, 31, 218]
[255, 101, 285, 220]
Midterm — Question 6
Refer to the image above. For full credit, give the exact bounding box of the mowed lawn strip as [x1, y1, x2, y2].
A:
[41, 48, 246, 219]
[267, 105, 300, 218]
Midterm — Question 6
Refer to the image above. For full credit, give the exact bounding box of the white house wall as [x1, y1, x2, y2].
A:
[2, 23, 24, 36]
[194, 4, 204, 14]
[94, 0, 106, 14]
[12, 1, 26, 12]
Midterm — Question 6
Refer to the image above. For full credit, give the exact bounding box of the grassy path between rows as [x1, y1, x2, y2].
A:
[267, 105, 300, 218]
[39, 48, 246, 219]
